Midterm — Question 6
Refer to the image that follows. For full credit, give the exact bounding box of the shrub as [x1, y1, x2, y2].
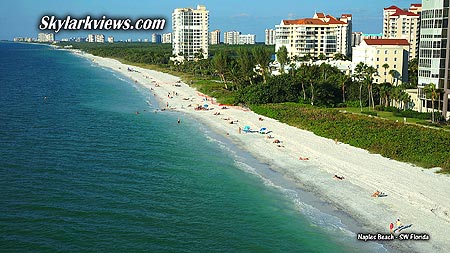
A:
[361, 111, 378, 116]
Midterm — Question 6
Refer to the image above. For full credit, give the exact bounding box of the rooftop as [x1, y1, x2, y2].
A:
[364, 38, 409, 46]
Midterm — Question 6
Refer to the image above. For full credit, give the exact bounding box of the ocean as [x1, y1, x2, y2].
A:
[0, 42, 384, 252]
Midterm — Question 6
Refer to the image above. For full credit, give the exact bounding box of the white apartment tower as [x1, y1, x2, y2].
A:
[265, 29, 276, 45]
[383, 4, 422, 59]
[107, 36, 114, 43]
[238, 34, 256, 44]
[209, 29, 221, 45]
[86, 34, 95, 43]
[172, 5, 209, 61]
[37, 33, 54, 42]
[417, 0, 450, 119]
[224, 31, 240, 45]
[95, 34, 105, 43]
[275, 12, 352, 59]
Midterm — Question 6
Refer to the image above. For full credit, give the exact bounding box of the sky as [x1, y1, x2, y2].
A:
[0, 0, 418, 42]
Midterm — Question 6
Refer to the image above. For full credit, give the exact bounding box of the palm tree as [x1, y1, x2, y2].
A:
[339, 72, 350, 103]
[212, 51, 229, 89]
[389, 69, 397, 85]
[365, 66, 377, 110]
[276, 46, 289, 74]
[236, 48, 254, 87]
[353, 62, 367, 111]
[252, 46, 272, 83]
[424, 83, 438, 122]
[382, 63, 389, 83]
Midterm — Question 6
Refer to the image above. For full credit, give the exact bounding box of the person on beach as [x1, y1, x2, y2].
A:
[177, 118, 180, 124]
[396, 219, 402, 228]
[238, 127, 241, 134]
[333, 175, 345, 180]
[372, 190, 380, 197]
[389, 223, 394, 234]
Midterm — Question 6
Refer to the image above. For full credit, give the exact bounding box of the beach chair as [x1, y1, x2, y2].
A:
[243, 126, 251, 133]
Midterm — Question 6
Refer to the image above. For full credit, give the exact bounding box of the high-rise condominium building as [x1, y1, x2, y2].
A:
[172, 5, 209, 61]
[265, 29, 276, 45]
[162, 33, 172, 44]
[152, 33, 162, 43]
[275, 12, 352, 59]
[383, 4, 422, 59]
[37, 33, 54, 42]
[107, 36, 114, 43]
[209, 29, 221, 44]
[238, 34, 256, 44]
[224, 31, 240, 45]
[95, 34, 105, 43]
[417, 0, 450, 119]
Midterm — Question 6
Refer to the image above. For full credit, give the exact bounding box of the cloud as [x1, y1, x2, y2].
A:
[231, 13, 250, 18]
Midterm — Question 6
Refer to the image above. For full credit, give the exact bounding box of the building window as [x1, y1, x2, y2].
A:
[377, 57, 379, 61]
[385, 58, 388, 61]
[394, 64, 397, 68]
[394, 58, 397, 61]
[385, 50, 388, 54]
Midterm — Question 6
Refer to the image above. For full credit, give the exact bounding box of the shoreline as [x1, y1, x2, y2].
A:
[69, 49, 450, 253]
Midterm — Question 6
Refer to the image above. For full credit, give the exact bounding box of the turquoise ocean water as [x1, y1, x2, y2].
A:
[0, 42, 384, 252]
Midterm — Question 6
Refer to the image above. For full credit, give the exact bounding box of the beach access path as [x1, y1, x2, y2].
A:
[74, 50, 450, 253]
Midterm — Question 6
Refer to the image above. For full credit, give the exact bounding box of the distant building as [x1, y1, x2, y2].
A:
[352, 38, 409, 84]
[209, 29, 221, 45]
[238, 34, 256, 44]
[152, 33, 162, 43]
[383, 4, 421, 59]
[162, 33, 172, 44]
[351, 32, 363, 47]
[37, 33, 54, 42]
[172, 5, 209, 61]
[86, 34, 95, 42]
[126, 38, 132, 43]
[265, 29, 276, 45]
[362, 33, 383, 40]
[417, 1, 450, 119]
[107, 36, 114, 43]
[224, 31, 240, 45]
[14, 37, 34, 42]
[275, 12, 352, 59]
[95, 34, 105, 43]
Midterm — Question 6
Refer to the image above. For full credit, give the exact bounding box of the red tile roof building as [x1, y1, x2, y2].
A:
[383, 4, 422, 59]
[275, 12, 352, 59]
[352, 39, 409, 84]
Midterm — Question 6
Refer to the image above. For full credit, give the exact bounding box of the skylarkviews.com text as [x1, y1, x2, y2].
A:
[39, 15, 166, 33]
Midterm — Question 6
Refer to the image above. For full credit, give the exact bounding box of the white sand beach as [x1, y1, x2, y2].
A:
[74, 50, 450, 253]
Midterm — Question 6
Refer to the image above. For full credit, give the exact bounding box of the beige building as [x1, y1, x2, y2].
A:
[265, 29, 276, 45]
[352, 39, 409, 84]
[107, 36, 114, 43]
[172, 5, 209, 60]
[209, 29, 220, 45]
[162, 33, 172, 44]
[37, 33, 54, 42]
[383, 4, 421, 59]
[275, 12, 352, 59]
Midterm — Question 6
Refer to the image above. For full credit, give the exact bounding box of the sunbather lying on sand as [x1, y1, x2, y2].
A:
[333, 175, 345, 180]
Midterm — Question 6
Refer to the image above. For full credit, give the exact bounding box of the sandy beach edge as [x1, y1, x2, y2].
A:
[66, 48, 450, 253]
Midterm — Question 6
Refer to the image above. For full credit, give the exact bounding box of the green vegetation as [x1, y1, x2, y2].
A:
[59, 42, 450, 172]
[251, 103, 450, 173]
